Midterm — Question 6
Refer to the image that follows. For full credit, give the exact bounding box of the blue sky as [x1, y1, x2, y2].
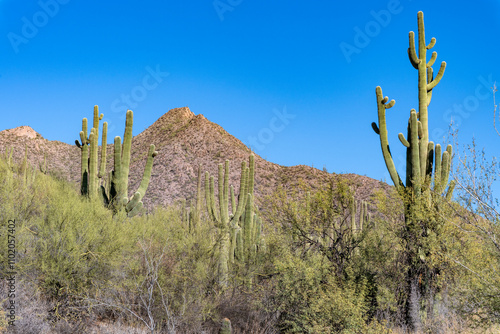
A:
[0, 0, 499, 195]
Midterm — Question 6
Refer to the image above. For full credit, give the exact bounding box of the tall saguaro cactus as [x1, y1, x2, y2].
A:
[204, 155, 259, 286]
[371, 11, 455, 328]
[76, 107, 158, 217]
[372, 12, 454, 199]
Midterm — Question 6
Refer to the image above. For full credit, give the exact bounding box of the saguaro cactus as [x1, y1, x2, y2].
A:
[75, 106, 104, 196]
[102, 110, 158, 217]
[371, 11, 455, 328]
[372, 12, 454, 199]
[204, 155, 258, 286]
[76, 107, 157, 217]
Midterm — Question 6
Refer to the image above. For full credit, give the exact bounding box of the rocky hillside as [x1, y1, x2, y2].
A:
[0, 107, 391, 211]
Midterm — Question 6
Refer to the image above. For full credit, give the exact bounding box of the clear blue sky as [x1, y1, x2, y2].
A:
[0, 0, 499, 194]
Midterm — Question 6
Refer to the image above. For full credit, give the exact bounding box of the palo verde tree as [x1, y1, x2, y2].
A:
[371, 11, 455, 329]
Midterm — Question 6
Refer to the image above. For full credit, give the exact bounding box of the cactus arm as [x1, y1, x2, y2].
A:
[222, 160, 230, 224]
[439, 144, 453, 194]
[427, 67, 434, 106]
[82, 118, 88, 141]
[113, 136, 123, 206]
[88, 130, 99, 196]
[205, 172, 216, 222]
[99, 122, 108, 178]
[133, 144, 158, 201]
[417, 121, 423, 139]
[427, 52, 437, 68]
[374, 86, 403, 191]
[410, 109, 421, 194]
[440, 150, 450, 192]
[426, 37, 436, 50]
[433, 144, 442, 191]
[230, 185, 236, 215]
[243, 194, 254, 253]
[210, 176, 220, 223]
[248, 155, 255, 197]
[233, 163, 248, 222]
[427, 61, 446, 91]
[399, 133, 410, 148]
[79, 131, 86, 145]
[408, 31, 420, 69]
[218, 164, 226, 224]
[371, 122, 380, 134]
[121, 110, 134, 198]
[92, 105, 103, 137]
[424, 142, 434, 190]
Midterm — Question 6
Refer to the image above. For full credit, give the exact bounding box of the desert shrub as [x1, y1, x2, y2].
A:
[262, 178, 392, 333]
[270, 246, 390, 334]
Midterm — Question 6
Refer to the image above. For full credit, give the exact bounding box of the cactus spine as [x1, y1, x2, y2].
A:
[76, 107, 157, 217]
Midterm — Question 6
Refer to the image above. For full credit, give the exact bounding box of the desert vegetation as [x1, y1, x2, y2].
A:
[0, 143, 499, 333]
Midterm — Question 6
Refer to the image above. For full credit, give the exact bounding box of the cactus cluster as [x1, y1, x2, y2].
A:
[75, 106, 107, 196]
[20, 145, 37, 188]
[351, 196, 370, 235]
[76, 106, 158, 217]
[372, 11, 455, 201]
[203, 155, 264, 286]
[1, 146, 40, 189]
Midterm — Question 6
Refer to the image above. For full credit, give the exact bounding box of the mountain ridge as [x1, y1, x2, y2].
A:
[0, 107, 390, 211]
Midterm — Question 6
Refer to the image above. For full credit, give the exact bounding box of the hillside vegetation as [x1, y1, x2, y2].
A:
[0, 150, 498, 333]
